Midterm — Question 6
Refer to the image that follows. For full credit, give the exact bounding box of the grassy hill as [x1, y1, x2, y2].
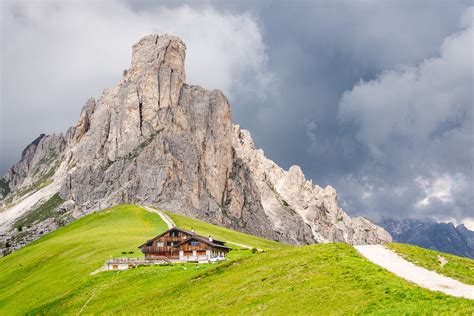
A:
[0, 205, 168, 314]
[387, 243, 474, 285]
[0, 205, 473, 315]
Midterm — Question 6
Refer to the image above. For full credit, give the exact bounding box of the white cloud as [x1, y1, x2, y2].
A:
[2, 1, 271, 97]
[415, 175, 453, 207]
[462, 218, 474, 231]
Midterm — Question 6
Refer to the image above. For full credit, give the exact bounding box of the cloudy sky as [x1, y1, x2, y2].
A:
[1, 0, 473, 227]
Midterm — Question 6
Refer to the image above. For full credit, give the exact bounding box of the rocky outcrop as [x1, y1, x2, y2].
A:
[232, 127, 391, 244]
[0, 33, 391, 249]
[3, 134, 65, 194]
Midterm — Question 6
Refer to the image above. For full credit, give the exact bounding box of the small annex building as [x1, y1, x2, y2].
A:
[106, 257, 142, 271]
[139, 227, 230, 263]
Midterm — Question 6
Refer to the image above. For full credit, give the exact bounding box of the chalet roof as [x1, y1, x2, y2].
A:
[175, 236, 230, 250]
[138, 226, 228, 249]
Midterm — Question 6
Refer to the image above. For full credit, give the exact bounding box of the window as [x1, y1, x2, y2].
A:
[156, 242, 164, 247]
[190, 241, 200, 246]
[167, 241, 176, 247]
[170, 230, 179, 237]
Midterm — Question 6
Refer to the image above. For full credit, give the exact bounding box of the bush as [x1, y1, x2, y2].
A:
[251, 248, 258, 254]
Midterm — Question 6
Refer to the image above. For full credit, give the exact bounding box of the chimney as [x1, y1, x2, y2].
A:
[191, 227, 195, 234]
[209, 236, 213, 243]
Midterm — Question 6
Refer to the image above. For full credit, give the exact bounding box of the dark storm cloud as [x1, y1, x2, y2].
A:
[1, 0, 472, 227]
[223, 1, 473, 226]
[338, 8, 473, 222]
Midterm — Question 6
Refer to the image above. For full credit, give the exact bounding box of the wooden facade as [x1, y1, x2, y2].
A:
[139, 227, 229, 262]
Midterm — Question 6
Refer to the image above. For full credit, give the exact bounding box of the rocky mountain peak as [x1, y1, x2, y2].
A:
[131, 34, 185, 66]
[127, 33, 186, 109]
[0, 33, 391, 253]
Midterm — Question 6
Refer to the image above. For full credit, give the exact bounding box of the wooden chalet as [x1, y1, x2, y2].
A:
[139, 227, 230, 262]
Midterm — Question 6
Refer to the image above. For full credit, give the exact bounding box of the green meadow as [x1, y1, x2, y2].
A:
[0, 205, 472, 315]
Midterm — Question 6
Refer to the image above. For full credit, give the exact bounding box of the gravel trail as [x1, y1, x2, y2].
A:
[140, 205, 175, 229]
[355, 244, 474, 300]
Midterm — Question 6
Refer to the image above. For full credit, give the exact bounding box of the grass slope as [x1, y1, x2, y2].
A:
[0, 205, 473, 315]
[0, 205, 168, 314]
[165, 211, 288, 250]
[387, 243, 474, 285]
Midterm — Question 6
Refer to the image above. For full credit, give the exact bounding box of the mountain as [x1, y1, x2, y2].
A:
[0, 205, 471, 314]
[0, 34, 390, 253]
[379, 218, 474, 259]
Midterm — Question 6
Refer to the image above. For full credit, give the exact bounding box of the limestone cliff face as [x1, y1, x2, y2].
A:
[231, 128, 391, 244]
[0, 34, 391, 248]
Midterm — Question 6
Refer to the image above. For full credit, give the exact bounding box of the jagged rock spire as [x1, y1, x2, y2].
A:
[128, 34, 186, 109]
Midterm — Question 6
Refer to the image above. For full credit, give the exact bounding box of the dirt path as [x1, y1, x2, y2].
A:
[139, 205, 175, 229]
[355, 245, 474, 300]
